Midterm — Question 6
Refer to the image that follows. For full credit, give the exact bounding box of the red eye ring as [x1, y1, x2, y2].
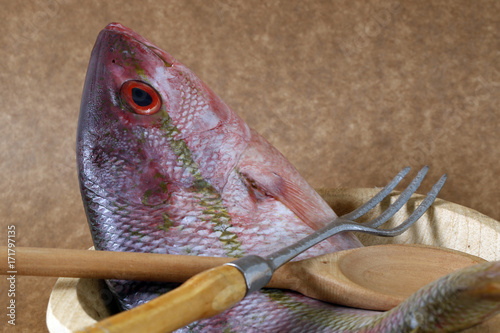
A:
[120, 80, 162, 115]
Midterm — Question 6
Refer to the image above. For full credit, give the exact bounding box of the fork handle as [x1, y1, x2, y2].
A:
[76, 265, 247, 333]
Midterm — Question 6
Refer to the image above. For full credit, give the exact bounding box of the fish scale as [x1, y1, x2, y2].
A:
[78, 22, 500, 332]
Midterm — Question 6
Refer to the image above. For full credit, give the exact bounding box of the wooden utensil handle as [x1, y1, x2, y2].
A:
[75, 265, 247, 333]
[0, 246, 232, 281]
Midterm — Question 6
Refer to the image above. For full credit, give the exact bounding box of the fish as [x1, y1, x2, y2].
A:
[77, 22, 500, 332]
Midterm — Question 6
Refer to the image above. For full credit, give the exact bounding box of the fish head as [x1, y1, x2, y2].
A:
[77, 23, 361, 257]
[79, 22, 233, 131]
[463, 261, 500, 301]
[78, 23, 250, 207]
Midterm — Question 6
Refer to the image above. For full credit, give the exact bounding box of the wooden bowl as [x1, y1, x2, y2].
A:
[46, 188, 500, 332]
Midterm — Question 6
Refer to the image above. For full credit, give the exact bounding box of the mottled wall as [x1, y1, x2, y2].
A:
[0, 1, 499, 331]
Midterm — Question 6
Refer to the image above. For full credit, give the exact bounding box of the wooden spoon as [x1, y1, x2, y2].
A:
[0, 244, 485, 310]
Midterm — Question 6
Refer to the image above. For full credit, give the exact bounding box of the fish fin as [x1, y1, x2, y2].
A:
[237, 131, 336, 229]
[237, 130, 362, 251]
[242, 168, 363, 251]
[239, 167, 330, 226]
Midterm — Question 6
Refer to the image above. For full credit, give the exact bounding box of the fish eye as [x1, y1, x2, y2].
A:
[120, 80, 161, 115]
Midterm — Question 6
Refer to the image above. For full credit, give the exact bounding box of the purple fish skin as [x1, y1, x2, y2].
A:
[77, 23, 500, 332]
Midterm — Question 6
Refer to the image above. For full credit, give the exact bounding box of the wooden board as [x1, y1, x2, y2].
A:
[46, 188, 500, 332]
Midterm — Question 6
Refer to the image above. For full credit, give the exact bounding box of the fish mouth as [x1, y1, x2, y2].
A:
[465, 261, 500, 300]
[102, 22, 177, 67]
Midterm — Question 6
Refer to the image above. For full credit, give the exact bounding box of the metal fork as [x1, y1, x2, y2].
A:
[78, 166, 447, 333]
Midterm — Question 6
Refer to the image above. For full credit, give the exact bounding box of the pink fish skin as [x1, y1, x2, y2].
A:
[77, 23, 500, 332]
[77, 22, 362, 258]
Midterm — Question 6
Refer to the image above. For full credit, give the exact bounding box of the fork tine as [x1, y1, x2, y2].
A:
[376, 173, 447, 236]
[347, 173, 447, 237]
[342, 166, 411, 221]
[363, 166, 429, 229]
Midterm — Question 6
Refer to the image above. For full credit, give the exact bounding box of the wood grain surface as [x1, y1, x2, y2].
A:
[0, 1, 499, 332]
[47, 188, 500, 333]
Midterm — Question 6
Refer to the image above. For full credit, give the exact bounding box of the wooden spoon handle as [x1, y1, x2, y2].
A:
[75, 265, 247, 333]
[0, 246, 233, 281]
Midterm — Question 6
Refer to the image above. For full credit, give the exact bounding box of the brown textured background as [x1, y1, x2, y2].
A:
[0, 1, 499, 332]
